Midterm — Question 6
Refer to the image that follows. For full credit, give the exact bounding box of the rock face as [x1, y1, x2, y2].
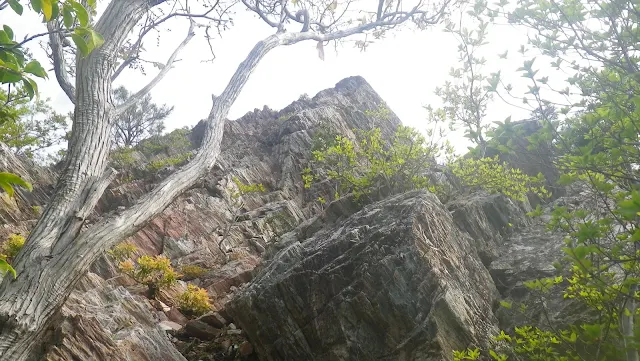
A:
[227, 191, 500, 361]
[45, 273, 186, 361]
[0, 75, 575, 361]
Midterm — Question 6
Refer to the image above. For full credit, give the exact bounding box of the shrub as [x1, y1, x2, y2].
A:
[303, 125, 440, 203]
[231, 177, 265, 197]
[108, 242, 178, 299]
[178, 284, 212, 317]
[107, 241, 138, 261]
[448, 155, 550, 202]
[138, 127, 192, 157]
[180, 264, 206, 279]
[363, 103, 391, 120]
[110, 147, 138, 169]
[146, 152, 192, 172]
[0, 234, 25, 262]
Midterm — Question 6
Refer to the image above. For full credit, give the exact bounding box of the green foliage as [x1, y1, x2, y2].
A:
[145, 152, 192, 172]
[178, 284, 212, 317]
[107, 241, 138, 261]
[108, 242, 178, 299]
[1, 0, 101, 98]
[303, 125, 440, 203]
[449, 155, 550, 201]
[0, 171, 32, 197]
[0, 234, 25, 262]
[450, 0, 640, 359]
[363, 103, 391, 120]
[112, 86, 172, 147]
[0, 86, 68, 159]
[231, 177, 266, 198]
[138, 127, 192, 157]
[180, 264, 206, 280]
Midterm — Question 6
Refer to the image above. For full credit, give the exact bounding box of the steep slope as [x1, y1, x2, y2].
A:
[0, 76, 572, 361]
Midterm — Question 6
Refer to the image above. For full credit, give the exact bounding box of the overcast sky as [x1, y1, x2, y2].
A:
[4, 1, 550, 154]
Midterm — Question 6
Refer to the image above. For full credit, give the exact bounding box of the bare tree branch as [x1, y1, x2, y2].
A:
[47, 21, 75, 104]
[112, 1, 226, 81]
[114, 20, 196, 117]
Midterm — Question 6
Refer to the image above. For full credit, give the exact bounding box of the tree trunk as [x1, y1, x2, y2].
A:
[0, 1, 158, 359]
[0, 25, 289, 361]
[0, 1, 421, 356]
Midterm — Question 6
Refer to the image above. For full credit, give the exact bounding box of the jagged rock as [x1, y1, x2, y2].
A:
[447, 192, 530, 266]
[198, 312, 228, 328]
[160, 321, 184, 332]
[45, 273, 186, 361]
[227, 190, 500, 361]
[184, 320, 221, 341]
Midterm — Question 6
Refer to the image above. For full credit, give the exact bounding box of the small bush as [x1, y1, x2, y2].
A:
[139, 127, 192, 157]
[178, 284, 212, 317]
[146, 152, 192, 172]
[231, 177, 265, 198]
[303, 125, 440, 203]
[31, 205, 41, 216]
[0, 234, 25, 262]
[108, 242, 178, 299]
[110, 147, 137, 169]
[107, 241, 138, 261]
[180, 264, 206, 279]
[363, 103, 391, 120]
[448, 155, 550, 202]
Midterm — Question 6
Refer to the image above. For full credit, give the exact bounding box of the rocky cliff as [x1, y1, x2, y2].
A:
[0, 76, 568, 361]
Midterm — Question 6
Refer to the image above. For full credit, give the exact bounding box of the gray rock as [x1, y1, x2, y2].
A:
[45, 273, 186, 361]
[184, 320, 221, 341]
[227, 190, 500, 361]
[197, 311, 228, 329]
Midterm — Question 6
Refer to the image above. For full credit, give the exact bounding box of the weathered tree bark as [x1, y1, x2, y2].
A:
[0, 1, 442, 359]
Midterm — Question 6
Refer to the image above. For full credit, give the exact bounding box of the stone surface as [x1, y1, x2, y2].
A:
[45, 273, 186, 361]
[227, 191, 500, 361]
[184, 320, 221, 341]
[198, 312, 228, 328]
[447, 192, 530, 266]
[0, 75, 582, 361]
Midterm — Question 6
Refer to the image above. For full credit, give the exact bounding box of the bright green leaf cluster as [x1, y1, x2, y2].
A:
[303, 125, 440, 204]
[178, 284, 212, 317]
[1, 0, 101, 98]
[448, 155, 550, 202]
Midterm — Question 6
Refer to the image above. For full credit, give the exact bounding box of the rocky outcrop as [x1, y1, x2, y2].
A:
[0, 75, 578, 361]
[0, 143, 55, 240]
[45, 273, 186, 361]
[227, 191, 500, 361]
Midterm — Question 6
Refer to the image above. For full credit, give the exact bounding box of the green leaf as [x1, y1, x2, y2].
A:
[3, 26, 14, 40]
[499, 300, 512, 309]
[8, 0, 24, 14]
[41, 0, 53, 20]
[21, 78, 36, 99]
[24, 60, 47, 78]
[62, 5, 74, 28]
[86, 28, 104, 49]
[0, 172, 32, 197]
[31, 0, 42, 13]
[0, 30, 11, 45]
[71, 33, 89, 57]
[0, 259, 17, 279]
[70, 0, 89, 27]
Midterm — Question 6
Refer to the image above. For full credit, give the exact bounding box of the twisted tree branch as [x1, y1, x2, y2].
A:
[114, 20, 196, 117]
[47, 22, 75, 104]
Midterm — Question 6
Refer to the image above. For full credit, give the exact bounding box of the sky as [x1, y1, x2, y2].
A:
[3, 1, 553, 154]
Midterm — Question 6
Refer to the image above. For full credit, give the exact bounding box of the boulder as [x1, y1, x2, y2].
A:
[45, 273, 186, 361]
[227, 190, 500, 361]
